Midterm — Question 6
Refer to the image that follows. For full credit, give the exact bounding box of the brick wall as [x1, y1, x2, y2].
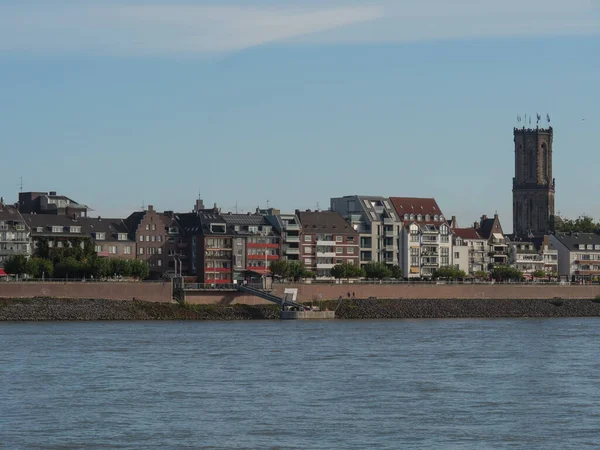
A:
[0, 282, 172, 303]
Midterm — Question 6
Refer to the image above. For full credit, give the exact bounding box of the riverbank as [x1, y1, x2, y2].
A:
[2, 297, 600, 321]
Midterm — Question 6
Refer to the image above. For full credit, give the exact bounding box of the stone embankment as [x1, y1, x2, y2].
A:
[2, 298, 600, 321]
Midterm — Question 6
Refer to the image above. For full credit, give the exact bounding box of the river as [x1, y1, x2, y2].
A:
[1, 319, 600, 449]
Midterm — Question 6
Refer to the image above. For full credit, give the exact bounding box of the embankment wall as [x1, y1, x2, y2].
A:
[0, 282, 172, 303]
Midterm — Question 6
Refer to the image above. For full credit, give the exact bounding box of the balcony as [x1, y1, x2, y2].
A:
[0, 248, 32, 255]
[284, 247, 300, 255]
[284, 223, 300, 231]
[317, 263, 335, 269]
[383, 218, 395, 225]
[247, 254, 279, 261]
[317, 240, 336, 246]
[317, 252, 336, 258]
[385, 245, 395, 252]
[285, 236, 300, 243]
[385, 231, 395, 237]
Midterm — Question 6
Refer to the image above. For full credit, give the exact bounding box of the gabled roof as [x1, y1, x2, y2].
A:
[23, 214, 132, 242]
[0, 204, 26, 224]
[552, 232, 600, 251]
[389, 197, 445, 225]
[477, 214, 504, 240]
[297, 211, 356, 234]
[453, 227, 483, 240]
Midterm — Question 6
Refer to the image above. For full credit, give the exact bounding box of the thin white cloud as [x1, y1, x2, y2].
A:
[0, 1, 598, 55]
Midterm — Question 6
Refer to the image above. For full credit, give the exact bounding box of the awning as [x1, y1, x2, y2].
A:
[492, 233, 504, 240]
[0, 268, 7, 276]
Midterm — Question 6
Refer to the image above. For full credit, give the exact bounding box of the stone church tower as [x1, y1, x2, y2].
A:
[513, 126, 555, 237]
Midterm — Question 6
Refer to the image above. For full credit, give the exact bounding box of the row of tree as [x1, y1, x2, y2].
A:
[4, 255, 150, 280]
[268, 260, 316, 281]
[554, 215, 600, 233]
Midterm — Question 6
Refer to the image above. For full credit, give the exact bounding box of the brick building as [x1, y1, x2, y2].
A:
[0, 198, 31, 269]
[297, 210, 359, 277]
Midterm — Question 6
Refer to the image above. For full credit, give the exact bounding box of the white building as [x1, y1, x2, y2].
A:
[0, 198, 31, 270]
[549, 232, 600, 282]
[451, 227, 489, 274]
[390, 197, 452, 279]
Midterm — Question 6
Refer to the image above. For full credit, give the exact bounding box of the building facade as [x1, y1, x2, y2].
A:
[513, 127, 555, 237]
[18, 191, 89, 217]
[297, 211, 359, 277]
[262, 209, 301, 262]
[390, 197, 451, 279]
[549, 233, 600, 282]
[330, 196, 402, 267]
[508, 236, 558, 278]
[452, 228, 488, 274]
[475, 214, 508, 270]
[0, 199, 31, 268]
[125, 205, 176, 279]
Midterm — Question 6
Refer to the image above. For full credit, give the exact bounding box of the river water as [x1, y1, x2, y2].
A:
[2, 319, 600, 449]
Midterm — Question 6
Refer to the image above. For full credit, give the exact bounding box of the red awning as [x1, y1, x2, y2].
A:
[0, 268, 7, 276]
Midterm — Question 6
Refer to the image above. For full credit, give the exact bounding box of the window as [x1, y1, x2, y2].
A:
[52, 226, 62, 233]
[348, 259, 354, 265]
[139, 235, 144, 242]
[109, 246, 117, 254]
[139, 248, 144, 255]
[146, 236, 150, 242]
[70, 226, 81, 233]
[304, 235, 312, 242]
[336, 247, 343, 254]
[304, 258, 312, 265]
[152, 224, 156, 231]
[370, 211, 378, 220]
[248, 226, 258, 233]
[336, 259, 343, 264]
[347, 247, 355, 255]
[95, 245, 102, 252]
[454, 252, 460, 259]
[336, 236, 343, 243]
[95, 232, 105, 240]
[417, 215, 422, 221]
[441, 236, 449, 243]
[158, 248, 162, 255]
[118, 233, 127, 241]
[158, 260, 162, 267]
[124, 246, 131, 255]
[158, 236, 162, 242]
[36, 227, 43, 232]
[304, 247, 312, 254]
[145, 224, 149, 230]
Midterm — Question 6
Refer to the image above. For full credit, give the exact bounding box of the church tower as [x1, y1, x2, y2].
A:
[513, 126, 555, 237]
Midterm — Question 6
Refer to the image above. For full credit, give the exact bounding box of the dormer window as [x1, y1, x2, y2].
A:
[262, 226, 272, 234]
[69, 226, 81, 233]
[15, 222, 25, 231]
[404, 214, 409, 220]
[36, 227, 43, 232]
[425, 214, 430, 221]
[52, 226, 62, 233]
[417, 215, 422, 221]
[95, 232, 106, 240]
[210, 223, 226, 234]
[248, 226, 259, 233]
[410, 214, 415, 221]
[118, 233, 127, 241]
[434, 215, 439, 221]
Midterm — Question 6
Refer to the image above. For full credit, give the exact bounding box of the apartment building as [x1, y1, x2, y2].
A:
[124, 205, 176, 279]
[24, 214, 134, 260]
[18, 191, 89, 217]
[508, 236, 558, 278]
[330, 196, 402, 267]
[222, 213, 281, 281]
[549, 232, 600, 282]
[263, 210, 301, 262]
[0, 198, 31, 269]
[474, 214, 508, 269]
[297, 210, 359, 277]
[452, 228, 489, 274]
[390, 197, 451, 279]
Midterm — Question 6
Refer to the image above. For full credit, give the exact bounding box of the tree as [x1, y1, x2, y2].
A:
[330, 264, 345, 279]
[54, 256, 82, 278]
[474, 271, 489, 280]
[110, 258, 132, 277]
[269, 260, 289, 279]
[364, 262, 393, 280]
[25, 258, 53, 278]
[92, 257, 112, 278]
[433, 266, 466, 280]
[532, 270, 546, 278]
[491, 265, 524, 281]
[554, 215, 599, 233]
[130, 260, 150, 280]
[4, 255, 28, 276]
[391, 265, 403, 279]
[331, 263, 365, 279]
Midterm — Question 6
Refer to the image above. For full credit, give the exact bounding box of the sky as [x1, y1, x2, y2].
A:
[1, 0, 599, 232]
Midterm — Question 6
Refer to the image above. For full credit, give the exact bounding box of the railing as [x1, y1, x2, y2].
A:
[273, 279, 577, 286]
[184, 283, 238, 290]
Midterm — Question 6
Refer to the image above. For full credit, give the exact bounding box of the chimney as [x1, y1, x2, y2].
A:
[451, 216, 456, 227]
[148, 205, 154, 212]
[474, 222, 479, 229]
[0, 197, 3, 207]
[256, 207, 260, 214]
[481, 215, 487, 221]
[98, 216, 102, 221]
[494, 213, 499, 219]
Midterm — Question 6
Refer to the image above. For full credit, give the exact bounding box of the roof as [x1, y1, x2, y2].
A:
[453, 227, 483, 240]
[222, 214, 268, 226]
[552, 232, 600, 251]
[477, 214, 504, 239]
[297, 211, 356, 234]
[0, 204, 27, 225]
[23, 214, 132, 242]
[389, 197, 445, 224]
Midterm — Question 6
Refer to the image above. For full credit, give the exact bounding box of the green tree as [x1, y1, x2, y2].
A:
[25, 258, 53, 278]
[391, 265, 403, 279]
[92, 257, 112, 278]
[433, 266, 467, 280]
[364, 262, 393, 280]
[110, 258, 132, 277]
[491, 265, 524, 281]
[474, 270, 489, 280]
[269, 260, 290, 279]
[331, 263, 365, 279]
[130, 260, 150, 280]
[555, 215, 599, 233]
[4, 255, 28, 276]
[54, 256, 82, 278]
[532, 270, 546, 278]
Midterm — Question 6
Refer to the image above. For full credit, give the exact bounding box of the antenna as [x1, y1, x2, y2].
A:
[536, 113, 541, 124]
[517, 114, 521, 124]
[235, 201, 239, 214]
[266, 199, 270, 209]
[141, 200, 145, 211]
[316, 202, 320, 211]
[19, 176, 23, 192]
[546, 113, 551, 124]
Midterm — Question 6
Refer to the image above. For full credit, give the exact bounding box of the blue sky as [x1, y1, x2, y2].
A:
[1, 1, 599, 232]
